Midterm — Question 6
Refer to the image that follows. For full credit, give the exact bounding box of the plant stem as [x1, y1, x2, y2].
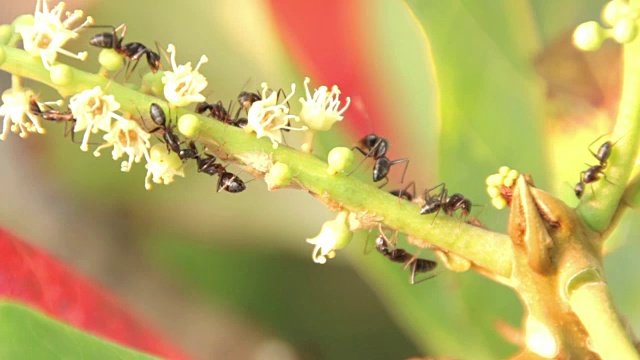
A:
[569, 282, 639, 360]
[0, 44, 513, 278]
[577, 22, 640, 232]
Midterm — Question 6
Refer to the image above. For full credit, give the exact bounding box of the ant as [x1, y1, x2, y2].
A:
[89, 24, 161, 78]
[420, 183, 472, 219]
[238, 91, 261, 110]
[574, 137, 616, 198]
[185, 141, 247, 193]
[147, 103, 197, 160]
[389, 181, 416, 201]
[350, 133, 409, 188]
[29, 97, 78, 139]
[194, 101, 247, 128]
[375, 233, 437, 284]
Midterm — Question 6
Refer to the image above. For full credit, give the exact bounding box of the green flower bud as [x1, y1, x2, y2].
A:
[613, 17, 638, 43]
[492, 197, 507, 210]
[487, 186, 500, 198]
[141, 71, 165, 97]
[573, 21, 606, 51]
[265, 162, 293, 190]
[0, 25, 13, 45]
[178, 114, 201, 138]
[327, 147, 354, 175]
[12, 14, 34, 29]
[602, 0, 628, 27]
[98, 49, 123, 72]
[49, 64, 73, 85]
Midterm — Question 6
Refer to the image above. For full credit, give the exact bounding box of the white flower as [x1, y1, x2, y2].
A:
[245, 82, 305, 149]
[306, 212, 353, 264]
[0, 88, 44, 140]
[68, 86, 120, 151]
[299, 77, 350, 131]
[144, 143, 185, 190]
[162, 44, 208, 107]
[16, 0, 93, 69]
[93, 116, 151, 172]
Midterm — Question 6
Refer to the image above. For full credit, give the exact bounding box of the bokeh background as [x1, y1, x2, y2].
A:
[1, 0, 640, 359]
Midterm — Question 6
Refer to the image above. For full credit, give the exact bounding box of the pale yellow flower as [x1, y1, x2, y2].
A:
[306, 212, 353, 264]
[144, 143, 185, 190]
[162, 44, 208, 107]
[93, 116, 151, 172]
[245, 82, 305, 149]
[68, 86, 120, 151]
[16, 0, 93, 69]
[0, 88, 44, 140]
[299, 77, 350, 131]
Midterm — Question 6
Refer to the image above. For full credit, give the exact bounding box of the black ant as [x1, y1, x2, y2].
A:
[184, 141, 247, 193]
[420, 183, 472, 219]
[350, 133, 409, 188]
[238, 91, 261, 110]
[146, 103, 198, 160]
[89, 24, 161, 78]
[29, 97, 78, 139]
[194, 101, 247, 128]
[375, 233, 437, 284]
[389, 181, 416, 201]
[574, 137, 616, 198]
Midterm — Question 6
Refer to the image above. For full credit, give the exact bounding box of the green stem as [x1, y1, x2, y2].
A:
[0, 45, 513, 278]
[569, 282, 639, 360]
[577, 22, 640, 232]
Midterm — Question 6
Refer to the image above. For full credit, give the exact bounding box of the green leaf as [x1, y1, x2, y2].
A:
[390, 1, 551, 358]
[0, 302, 159, 359]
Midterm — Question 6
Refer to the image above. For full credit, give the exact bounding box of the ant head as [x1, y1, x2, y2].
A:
[360, 134, 378, 148]
[574, 182, 585, 198]
[238, 91, 260, 109]
[146, 51, 161, 73]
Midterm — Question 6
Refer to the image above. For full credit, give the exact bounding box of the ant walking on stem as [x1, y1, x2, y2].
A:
[420, 183, 473, 220]
[349, 134, 409, 188]
[146, 103, 198, 160]
[574, 135, 618, 198]
[181, 141, 247, 193]
[89, 23, 161, 79]
[375, 232, 438, 285]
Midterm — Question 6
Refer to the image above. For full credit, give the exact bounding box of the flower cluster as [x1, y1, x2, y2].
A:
[16, 0, 93, 69]
[0, 87, 44, 140]
[486, 166, 520, 209]
[573, 0, 640, 51]
[1, 1, 359, 198]
[245, 82, 304, 149]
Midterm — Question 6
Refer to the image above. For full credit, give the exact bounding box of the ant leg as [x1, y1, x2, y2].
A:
[409, 259, 418, 285]
[346, 146, 373, 177]
[377, 177, 389, 189]
[387, 157, 410, 185]
[349, 138, 385, 175]
[587, 133, 610, 159]
[124, 58, 142, 84]
[422, 182, 446, 202]
[403, 181, 417, 200]
[412, 265, 439, 285]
